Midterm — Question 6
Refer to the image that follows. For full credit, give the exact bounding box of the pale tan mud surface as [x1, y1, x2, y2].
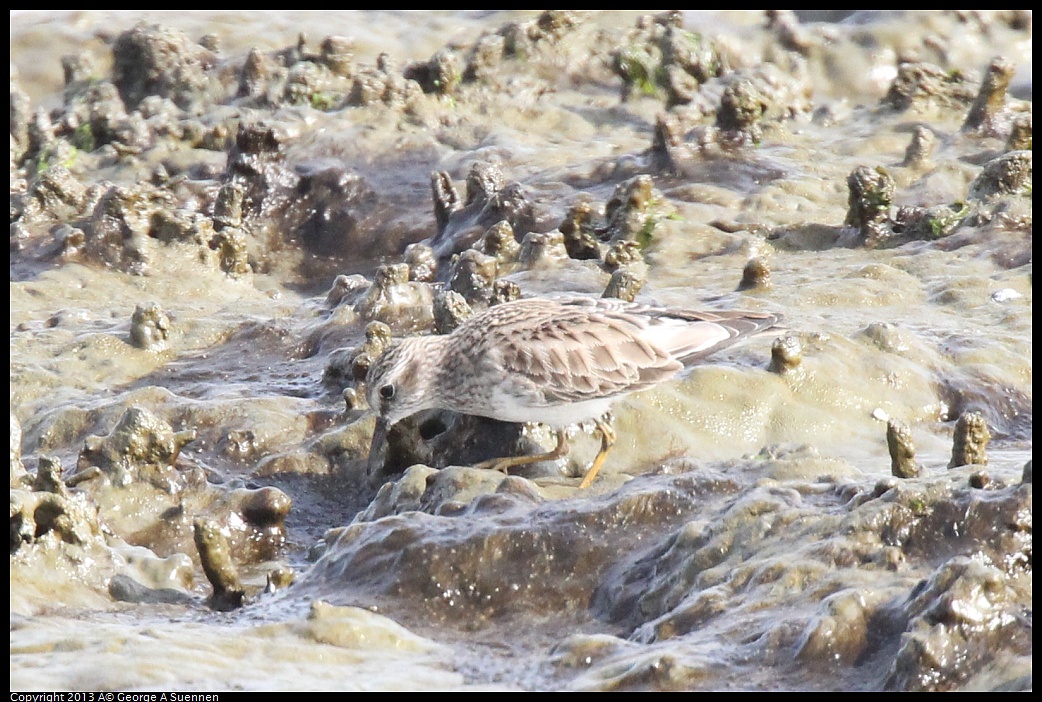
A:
[10, 11, 1031, 691]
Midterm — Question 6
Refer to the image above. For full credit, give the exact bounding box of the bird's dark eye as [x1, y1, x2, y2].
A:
[379, 384, 395, 400]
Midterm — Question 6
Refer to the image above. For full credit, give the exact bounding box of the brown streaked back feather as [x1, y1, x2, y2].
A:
[449, 297, 779, 406]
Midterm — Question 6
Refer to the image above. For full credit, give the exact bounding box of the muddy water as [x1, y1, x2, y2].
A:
[10, 11, 1031, 691]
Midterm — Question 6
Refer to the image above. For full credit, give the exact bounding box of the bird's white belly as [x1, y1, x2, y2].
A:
[481, 390, 617, 427]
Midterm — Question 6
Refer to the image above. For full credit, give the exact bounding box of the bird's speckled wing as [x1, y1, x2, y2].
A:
[492, 301, 681, 404]
[453, 298, 779, 406]
[555, 297, 780, 364]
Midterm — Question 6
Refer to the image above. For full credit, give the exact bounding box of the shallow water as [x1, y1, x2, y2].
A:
[10, 10, 1032, 691]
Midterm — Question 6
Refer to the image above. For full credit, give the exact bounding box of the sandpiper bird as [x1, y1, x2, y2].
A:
[366, 296, 780, 488]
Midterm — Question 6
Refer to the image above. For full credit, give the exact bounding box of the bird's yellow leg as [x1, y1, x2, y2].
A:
[578, 417, 616, 489]
[474, 428, 569, 474]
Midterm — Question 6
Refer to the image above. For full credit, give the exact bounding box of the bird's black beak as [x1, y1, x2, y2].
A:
[367, 416, 389, 477]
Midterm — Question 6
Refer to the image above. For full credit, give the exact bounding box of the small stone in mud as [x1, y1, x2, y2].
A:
[518, 230, 568, 268]
[358, 464, 438, 521]
[23, 166, 89, 224]
[85, 183, 180, 272]
[738, 257, 772, 291]
[130, 302, 171, 350]
[533, 10, 583, 39]
[646, 113, 687, 171]
[359, 322, 393, 368]
[891, 203, 969, 242]
[349, 52, 423, 108]
[10, 223, 30, 254]
[886, 418, 921, 479]
[430, 171, 461, 233]
[766, 10, 813, 55]
[404, 49, 462, 96]
[237, 486, 292, 528]
[962, 56, 1016, 134]
[112, 23, 217, 111]
[404, 242, 437, 283]
[58, 79, 123, 150]
[560, 201, 601, 260]
[212, 182, 245, 230]
[27, 107, 56, 158]
[448, 249, 498, 306]
[948, 411, 990, 469]
[33, 455, 68, 496]
[283, 60, 343, 109]
[481, 182, 535, 246]
[490, 279, 521, 306]
[479, 221, 520, 264]
[149, 164, 171, 186]
[353, 264, 435, 333]
[199, 34, 220, 52]
[613, 41, 664, 103]
[324, 351, 357, 391]
[342, 386, 365, 412]
[501, 10, 582, 59]
[882, 61, 976, 112]
[148, 208, 208, 245]
[325, 274, 371, 308]
[238, 48, 276, 100]
[603, 269, 644, 302]
[328, 321, 393, 386]
[968, 470, 990, 489]
[108, 574, 196, 606]
[226, 121, 298, 220]
[463, 33, 506, 83]
[11, 482, 101, 551]
[219, 430, 257, 463]
[209, 227, 251, 278]
[872, 477, 900, 497]
[901, 126, 936, 169]
[612, 13, 724, 106]
[968, 151, 1032, 200]
[605, 175, 656, 243]
[716, 78, 768, 143]
[846, 165, 895, 248]
[230, 119, 285, 158]
[51, 223, 86, 259]
[64, 466, 102, 488]
[193, 518, 246, 612]
[433, 289, 473, 335]
[266, 566, 296, 593]
[603, 240, 645, 273]
[1006, 114, 1031, 151]
[768, 335, 803, 375]
[466, 162, 505, 205]
[75, 406, 196, 489]
[319, 36, 354, 78]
